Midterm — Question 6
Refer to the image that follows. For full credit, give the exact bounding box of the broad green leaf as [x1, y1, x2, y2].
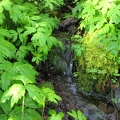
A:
[16, 45, 33, 61]
[1, 84, 25, 108]
[0, 114, 7, 120]
[9, 107, 43, 120]
[107, 4, 120, 24]
[13, 62, 38, 85]
[24, 27, 36, 36]
[9, 4, 23, 23]
[12, 0, 24, 4]
[0, 28, 11, 38]
[0, 61, 15, 91]
[0, 39, 17, 59]
[26, 84, 46, 107]
[42, 87, 62, 104]
[1, 72, 12, 91]
[1, 100, 12, 114]
[48, 110, 64, 120]
[0, 13, 5, 24]
[0, 0, 12, 11]
[25, 96, 39, 109]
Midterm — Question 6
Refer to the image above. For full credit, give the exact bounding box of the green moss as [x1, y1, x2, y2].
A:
[76, 31, 119, 92]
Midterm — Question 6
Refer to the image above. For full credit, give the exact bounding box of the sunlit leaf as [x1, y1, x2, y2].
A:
[1, 84, 25, 108]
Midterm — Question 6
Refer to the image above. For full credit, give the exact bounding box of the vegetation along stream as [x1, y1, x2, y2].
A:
[0, 0, 120, 120]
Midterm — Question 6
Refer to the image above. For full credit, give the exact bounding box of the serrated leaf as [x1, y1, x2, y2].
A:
[9, 107, 43, 120]
[9, 5, 23, 23]
[0, 13, 5, 24]
[1, 72, 12, 91]
[107, 4, 120, 24]
[26, 84, 46, 106]
[1, 100, 12, 114]
[25, 96, 39, 109]
[1, 0, 12, 11]
[48, 110, 64, 120]
[16, 45, 33, 61]
[0, 28, 11, 38]
[1, 84, 25, 108]
[42, 87, 61, 104]
[13, 62, 38, 85]
[0, 39, 17, 59]
[24, 27, 36, 36]
[9, 30, 18, 42]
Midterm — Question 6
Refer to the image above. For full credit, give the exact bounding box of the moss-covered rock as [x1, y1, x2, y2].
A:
[76, 31, 119, 92]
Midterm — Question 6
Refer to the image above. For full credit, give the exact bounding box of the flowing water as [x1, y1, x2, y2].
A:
[51, 35, 117, 120]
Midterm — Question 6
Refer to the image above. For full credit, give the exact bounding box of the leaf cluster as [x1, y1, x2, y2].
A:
[72, 0, 120, 91]
[0, 0, 64, 119]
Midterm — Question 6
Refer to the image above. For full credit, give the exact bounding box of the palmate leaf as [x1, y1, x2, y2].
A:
[32, 32, 47, 47]
[42, 87, 62, 104]
[13, 62, 38, 85]
[9, 106, 43, 120]
[26, 84, 46, 107]
[107, 4, 120, 24]
[9, 4, 23, 23]
[1, 84, 25, 108]
[48, 110, 64, 120]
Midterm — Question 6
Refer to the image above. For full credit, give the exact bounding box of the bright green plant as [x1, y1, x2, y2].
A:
[72, 0, 120, 91]
[48, 110, 64, 120]
[67, 109, 87, 120]
[0, 61, 61, 120]
[0, 0, 64, 119]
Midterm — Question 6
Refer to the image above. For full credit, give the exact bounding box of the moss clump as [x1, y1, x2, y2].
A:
[76, 31, 119, 92]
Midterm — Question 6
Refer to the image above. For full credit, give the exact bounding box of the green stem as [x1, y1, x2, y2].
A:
[42, 99, 46, 118]
[22, 95, 25, 120]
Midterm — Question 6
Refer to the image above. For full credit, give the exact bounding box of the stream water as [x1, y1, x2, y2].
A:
[50, 36, 117, 120]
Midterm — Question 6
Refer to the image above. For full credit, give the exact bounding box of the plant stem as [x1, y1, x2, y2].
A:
[22, 95, 25, 120]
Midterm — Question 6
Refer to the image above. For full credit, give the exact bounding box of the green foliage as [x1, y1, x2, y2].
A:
[48, 110, 64, 120]
[67, 109, 87, 120]
[72, 0, 120, 91]
[0, 0, 64, 119]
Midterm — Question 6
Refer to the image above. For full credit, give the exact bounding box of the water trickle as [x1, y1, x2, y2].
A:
[54, 36, 116, 120]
